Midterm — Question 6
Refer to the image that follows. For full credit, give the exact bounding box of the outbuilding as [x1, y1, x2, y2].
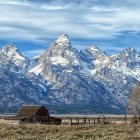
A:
[17, 105, 61, 125]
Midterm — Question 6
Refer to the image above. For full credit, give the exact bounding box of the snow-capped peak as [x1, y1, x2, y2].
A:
[121, 47, 136, 54]
[88, 45, 101, 52]
[85, 45, 109, 62]
[117, 47, 137, 59]
[112, 47, 138, 61]
[29, 35, 80, 78]
[0, 44, 29, 73]
[1, 44, 25, 60]
[87, 45, 108, 57]
[55, 34, 70, 47]
[2, 44, 17, 53]
[56, 34, 69, 43]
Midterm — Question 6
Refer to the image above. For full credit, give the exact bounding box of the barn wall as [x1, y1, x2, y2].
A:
[35, 107, 49, 116]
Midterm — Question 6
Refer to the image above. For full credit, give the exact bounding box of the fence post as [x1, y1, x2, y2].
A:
[125, 114, 127, 124]
[88, 118, 90, 124]
[71, 118, 73, 126]
[77, 118, 79, 124]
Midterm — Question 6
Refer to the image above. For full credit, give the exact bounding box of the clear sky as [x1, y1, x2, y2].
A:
[0, 0, 140, 57]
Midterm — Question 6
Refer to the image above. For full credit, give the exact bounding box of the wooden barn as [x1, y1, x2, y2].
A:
[17, 105, 61, 125]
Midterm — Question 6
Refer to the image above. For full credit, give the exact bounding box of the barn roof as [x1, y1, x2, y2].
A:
[17, 105, 48, 117]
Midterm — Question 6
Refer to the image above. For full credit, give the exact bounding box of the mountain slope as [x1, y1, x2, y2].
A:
[29, 35, 118, 111]
[0, 67, 51, 110]
[0, 35, 139, 114]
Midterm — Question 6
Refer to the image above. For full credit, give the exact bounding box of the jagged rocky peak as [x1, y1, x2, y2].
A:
[42, 34, 73, 56]
[2, 43, 17, 52]
[49, 34, 73, 51]
[112, 47, 138, 61]
[87, 45, 108, 57]
[30, 34, 80, 77]
[79, 45, 111, 75]
[110, 47, 140, 74]
[1, 43, 25, 60]
[81, 45, 110, 63]
[0, 43, 29, 73]
[88, 45, 101, 52]
[118, 47, 137, 58]
[121, 47, 136, 54]
[56, 34, 70, 45]
[40, 34, 79, 63]
[43, 34, 72, 53]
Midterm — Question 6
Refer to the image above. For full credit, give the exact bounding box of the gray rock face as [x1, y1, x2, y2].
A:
[0, 35, 140, 113]
[0, 68, 50, 109]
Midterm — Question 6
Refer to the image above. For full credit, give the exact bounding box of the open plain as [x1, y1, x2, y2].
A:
[0, 122, 140, 140]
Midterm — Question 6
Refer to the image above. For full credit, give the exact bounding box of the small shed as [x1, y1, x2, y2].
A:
[17, 105, 61, 125]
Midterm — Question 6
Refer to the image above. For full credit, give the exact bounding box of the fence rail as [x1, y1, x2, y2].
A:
[60, 115, 132, 125]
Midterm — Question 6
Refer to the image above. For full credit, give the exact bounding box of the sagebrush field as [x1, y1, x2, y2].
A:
[0, 123, 140, 140]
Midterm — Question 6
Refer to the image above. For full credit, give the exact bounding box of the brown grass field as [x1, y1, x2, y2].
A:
[0, 123, 140, 140]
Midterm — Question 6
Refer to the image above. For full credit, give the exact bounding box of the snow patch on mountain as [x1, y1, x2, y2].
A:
[50, 56, 69, 66]
[29, 64, 43, 75]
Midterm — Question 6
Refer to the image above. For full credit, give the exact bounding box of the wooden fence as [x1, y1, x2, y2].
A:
[1, 114, 133, 125]
[59, 115, 132, 125]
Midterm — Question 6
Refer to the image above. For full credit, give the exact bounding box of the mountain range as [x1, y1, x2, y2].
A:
[0, 34, 139, 114]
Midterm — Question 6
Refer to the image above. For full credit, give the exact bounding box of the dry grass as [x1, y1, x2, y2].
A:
[0, 123, 140, 140]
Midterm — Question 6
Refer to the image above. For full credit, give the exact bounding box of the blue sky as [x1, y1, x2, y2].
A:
[0, 0, 140, 57]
